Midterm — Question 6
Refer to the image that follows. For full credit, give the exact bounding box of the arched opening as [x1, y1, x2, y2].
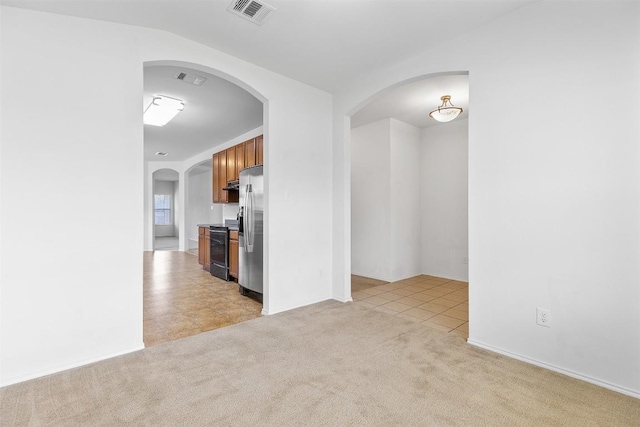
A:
[143, 61, 266, 347]
[152, 168, 180, 250]
[348, 71, 470, 339]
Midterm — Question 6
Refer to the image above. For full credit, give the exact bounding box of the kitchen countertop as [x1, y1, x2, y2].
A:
[197, 223, 239, 231]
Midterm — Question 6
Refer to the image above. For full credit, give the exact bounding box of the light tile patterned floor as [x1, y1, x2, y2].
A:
[144, 251, 263, 347]
[352, 274, 468, 339]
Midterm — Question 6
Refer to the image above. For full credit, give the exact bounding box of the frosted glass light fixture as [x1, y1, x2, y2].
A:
[143, 95, 184, 126]
[429, 95, 463, 123]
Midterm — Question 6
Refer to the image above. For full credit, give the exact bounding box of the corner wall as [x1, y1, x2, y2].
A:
[351, 119, 391, 280]
[351, 118, 421, 282]
[420, 119, 468, 281]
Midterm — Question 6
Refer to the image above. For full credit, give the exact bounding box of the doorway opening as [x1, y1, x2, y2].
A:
[153, 168, 180, 251]
[349, 72, 469, 339]
[143, 61, 266, 347]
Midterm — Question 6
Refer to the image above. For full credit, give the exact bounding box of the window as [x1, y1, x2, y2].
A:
[154, 195, 172, 225]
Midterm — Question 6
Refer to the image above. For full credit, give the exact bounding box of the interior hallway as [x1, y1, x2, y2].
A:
[352, 274, 468, 339]
[144, 251, 262, 347]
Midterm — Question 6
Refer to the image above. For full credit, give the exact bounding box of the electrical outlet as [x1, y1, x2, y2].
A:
[536, 307, 550, 327]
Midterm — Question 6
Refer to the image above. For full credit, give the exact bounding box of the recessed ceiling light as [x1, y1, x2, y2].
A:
[155, 152, 168, 156]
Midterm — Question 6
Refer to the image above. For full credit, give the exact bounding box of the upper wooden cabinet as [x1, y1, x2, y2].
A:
[212, 135, 263, 204]
[235, 143, 245, 179]
[244, 135, 263, 169]
[245, 138, 256, 168]
[256, 135, 263, 166]
[212, 153, 220, 203]
[226, 147, 237, 183]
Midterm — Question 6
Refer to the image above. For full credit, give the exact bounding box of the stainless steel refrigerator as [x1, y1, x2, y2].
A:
[239, 165, 263, 297]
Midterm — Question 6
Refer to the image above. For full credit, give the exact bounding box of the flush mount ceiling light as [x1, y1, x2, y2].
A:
[429, 95, 463, 123]
[143, 95, 184, 127]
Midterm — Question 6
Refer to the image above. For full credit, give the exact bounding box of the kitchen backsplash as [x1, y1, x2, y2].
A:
[222, 203, 240, 222]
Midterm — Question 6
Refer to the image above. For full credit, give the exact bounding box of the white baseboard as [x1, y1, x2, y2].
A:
[0, 344, 145, 388]
[467, 339, 640, 400]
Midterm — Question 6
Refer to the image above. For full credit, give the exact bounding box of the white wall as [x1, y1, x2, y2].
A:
[420, 119, 468, 281]
[351, 119, 390, 279]
[186, 169, 217, 249]
[351, 118, 421, 282]
[154, 180, 176, 237]
[1, 6, 333, 386]
[334, 2, 640, 397]
[1, 7, 144, 385]
[389, 119, 421, 281]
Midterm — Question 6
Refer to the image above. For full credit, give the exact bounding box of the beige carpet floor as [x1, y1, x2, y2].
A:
[1, 300, 638, 426]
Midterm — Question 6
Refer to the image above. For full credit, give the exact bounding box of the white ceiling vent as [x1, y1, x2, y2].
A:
[174, 71, 207, 86]
[228, 0, 276, 25]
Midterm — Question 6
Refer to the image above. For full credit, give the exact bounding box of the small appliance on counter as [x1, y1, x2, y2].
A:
[238, 165, 263, 301]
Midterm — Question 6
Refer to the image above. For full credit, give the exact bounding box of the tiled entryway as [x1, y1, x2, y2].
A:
[144, 251, 262, 347]
[352, 274, 468, 339]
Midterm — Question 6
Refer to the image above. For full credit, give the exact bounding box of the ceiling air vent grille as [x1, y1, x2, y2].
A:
[228, 0, 276, 25]
[174, 71, 207, 86]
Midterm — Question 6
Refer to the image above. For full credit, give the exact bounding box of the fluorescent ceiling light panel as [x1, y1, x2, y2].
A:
[144, 95, 184, 126]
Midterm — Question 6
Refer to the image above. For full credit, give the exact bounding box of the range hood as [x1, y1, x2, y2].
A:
[223, 180, 240, 191]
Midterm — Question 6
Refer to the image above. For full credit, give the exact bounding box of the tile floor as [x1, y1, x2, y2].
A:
[143, 252, 467, 346]
[351, 274, 468, 339]
[144, 251, 262, 347]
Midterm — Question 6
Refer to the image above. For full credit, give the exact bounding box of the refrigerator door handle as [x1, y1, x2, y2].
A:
[246, 184, 254, 253]
[243, 184, 249, 252]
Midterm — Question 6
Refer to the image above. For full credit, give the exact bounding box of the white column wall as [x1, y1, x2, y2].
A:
[1, 7, 332, 385]
[420, 119, 469, 282]
[389, 119, 421, 282]
[350, 118, 421, 282]
[351, 119, 391, 280]
[334, 2, 640, 396]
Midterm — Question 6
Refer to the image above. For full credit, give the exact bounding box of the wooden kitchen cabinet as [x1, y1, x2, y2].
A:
[256, 135, 263, 166]
[212, 151, 238, 204]
[244, 135, 263, 168]
[226, 147, 237, 184]
[235, 143, 245, 179]
[229, 230, 239, 279]
[212, 153, 218, 203]
[198, 226, 211, 272]
[244, 137, 256, 168]
[212, 135, 262, 204]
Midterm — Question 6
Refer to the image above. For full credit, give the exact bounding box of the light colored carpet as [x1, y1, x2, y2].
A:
[1, 301, 638, 426]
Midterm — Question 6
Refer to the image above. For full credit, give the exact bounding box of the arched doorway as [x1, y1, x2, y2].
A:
[152, 168, 180, 250]
[347, 72, 470, 339]
[143, 61, 267, 346]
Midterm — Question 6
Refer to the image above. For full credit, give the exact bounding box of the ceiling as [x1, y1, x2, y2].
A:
[144, 65, 262, 162]
[351, 73, 469, 129]
[2, 0, 535, 93]
[3, 1, 526, 162]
